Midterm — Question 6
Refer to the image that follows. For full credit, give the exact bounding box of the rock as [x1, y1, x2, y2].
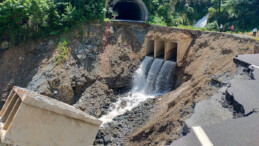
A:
[95, 130, 104, 139]
[94, 139, 104, 144]
[48, 40, 54, 48]
[103, 135, 112, 144]
[0, 41, 10, 50]
[112, 133, 118, 138]
[54, 90, 58, 94]
[74, 81, 115, 117]
[96, 109, 102, 117]
[77, 54, 83, 59]
[120, 100, 127, 109]
[48, 77, 74, 104]
[108, 26, 114, 35]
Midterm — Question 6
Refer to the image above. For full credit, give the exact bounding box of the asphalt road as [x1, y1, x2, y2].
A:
[171, 54, 259, 146]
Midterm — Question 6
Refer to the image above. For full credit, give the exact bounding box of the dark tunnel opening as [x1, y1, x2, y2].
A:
[113, 1, 143, 21]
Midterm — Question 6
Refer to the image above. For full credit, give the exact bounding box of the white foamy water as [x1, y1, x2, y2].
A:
[194, 15, 208, 28]
[99, 56, 176, 125]
[99, 92, 155, 124]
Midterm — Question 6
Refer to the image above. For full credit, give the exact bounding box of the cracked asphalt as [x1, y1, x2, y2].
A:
[171, 54, 259, 146]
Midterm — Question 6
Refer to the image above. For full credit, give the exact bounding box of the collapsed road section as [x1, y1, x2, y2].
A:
[171, 54, 259, 146]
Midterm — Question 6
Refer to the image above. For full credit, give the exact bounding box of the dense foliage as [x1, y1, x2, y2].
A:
[0, 0, 258, 43]
[143, 0, 211, 26]
[0, 0, 105, 43]
[208, 0, 259, 31]
[143, 0, 259, 31]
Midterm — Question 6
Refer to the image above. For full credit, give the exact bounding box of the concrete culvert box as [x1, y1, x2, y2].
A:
[0, 86, 102, 146]
[165, 42, 178, 61]
[154, 40, 165, 58]
[145, 39, 154, 56]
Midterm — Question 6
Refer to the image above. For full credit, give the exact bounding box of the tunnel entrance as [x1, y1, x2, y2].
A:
[114, 2, 141, 21]
[111, 0, 148, 21]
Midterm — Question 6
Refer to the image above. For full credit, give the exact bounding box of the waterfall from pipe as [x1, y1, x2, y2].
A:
[99, 56, 176, 124]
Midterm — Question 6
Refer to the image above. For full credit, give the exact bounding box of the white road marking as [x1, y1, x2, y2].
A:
[192, 126, 214, 146]
[251, 65, 259, 69]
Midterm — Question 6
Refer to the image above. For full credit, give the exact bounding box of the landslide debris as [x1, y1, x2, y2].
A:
[0, 22, 257, 146]
[0, 22, 148, 115]
[126, 31, 256, 146]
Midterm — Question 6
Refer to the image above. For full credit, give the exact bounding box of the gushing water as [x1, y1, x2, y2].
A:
[194, 15, 208, 28]
[132, 56, 154, 92]
[99, 57, 176, 125]
[155, 61, 176, 93]
[144, 59, 164, 94]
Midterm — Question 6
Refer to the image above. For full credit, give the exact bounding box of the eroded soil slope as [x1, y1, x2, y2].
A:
[126, 31, 257, 146]
[0, 22, 257, 145]
[0, 23, 148, 118]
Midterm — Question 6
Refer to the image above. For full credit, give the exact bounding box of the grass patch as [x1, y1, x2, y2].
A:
[104, 18, 111, 22]
[45, 38, 70, 75]
[56, 38, 70, 65]
[177, 25, 208, 31]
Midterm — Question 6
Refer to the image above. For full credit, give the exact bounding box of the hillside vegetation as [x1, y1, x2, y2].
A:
[0, 0, 104, 43]
[0, 0, 258, 44]
[144, 0, 259, 31]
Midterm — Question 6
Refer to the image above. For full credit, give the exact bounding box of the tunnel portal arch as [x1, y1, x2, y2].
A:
[111, 0, 148, 21]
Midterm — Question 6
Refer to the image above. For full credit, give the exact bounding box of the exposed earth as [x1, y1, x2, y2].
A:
[0, 22, 258, 145]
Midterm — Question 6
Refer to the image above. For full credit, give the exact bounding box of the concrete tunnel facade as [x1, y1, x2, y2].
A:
[107, 0, 148, 21]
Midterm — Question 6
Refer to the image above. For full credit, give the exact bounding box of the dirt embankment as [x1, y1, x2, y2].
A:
[0, 22, 148, 117]
[126, 30, 257, 145]
[0, 22, 258, 145]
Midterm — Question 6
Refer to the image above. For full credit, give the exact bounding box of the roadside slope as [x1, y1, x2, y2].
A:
[126, 32, 257, 146]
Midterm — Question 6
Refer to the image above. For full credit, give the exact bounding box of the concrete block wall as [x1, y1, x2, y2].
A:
[0, 87, 102, 146]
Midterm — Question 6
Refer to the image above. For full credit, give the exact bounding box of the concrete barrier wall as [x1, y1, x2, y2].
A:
[0, 87, 102, 146]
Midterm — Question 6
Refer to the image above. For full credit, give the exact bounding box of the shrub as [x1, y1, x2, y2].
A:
[148, 15, 167, 26]
[206, 21, 219, 31]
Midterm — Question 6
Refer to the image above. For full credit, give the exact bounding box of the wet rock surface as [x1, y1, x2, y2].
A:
[74, 81, 116, 118]
[94, 98, 156, 145]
